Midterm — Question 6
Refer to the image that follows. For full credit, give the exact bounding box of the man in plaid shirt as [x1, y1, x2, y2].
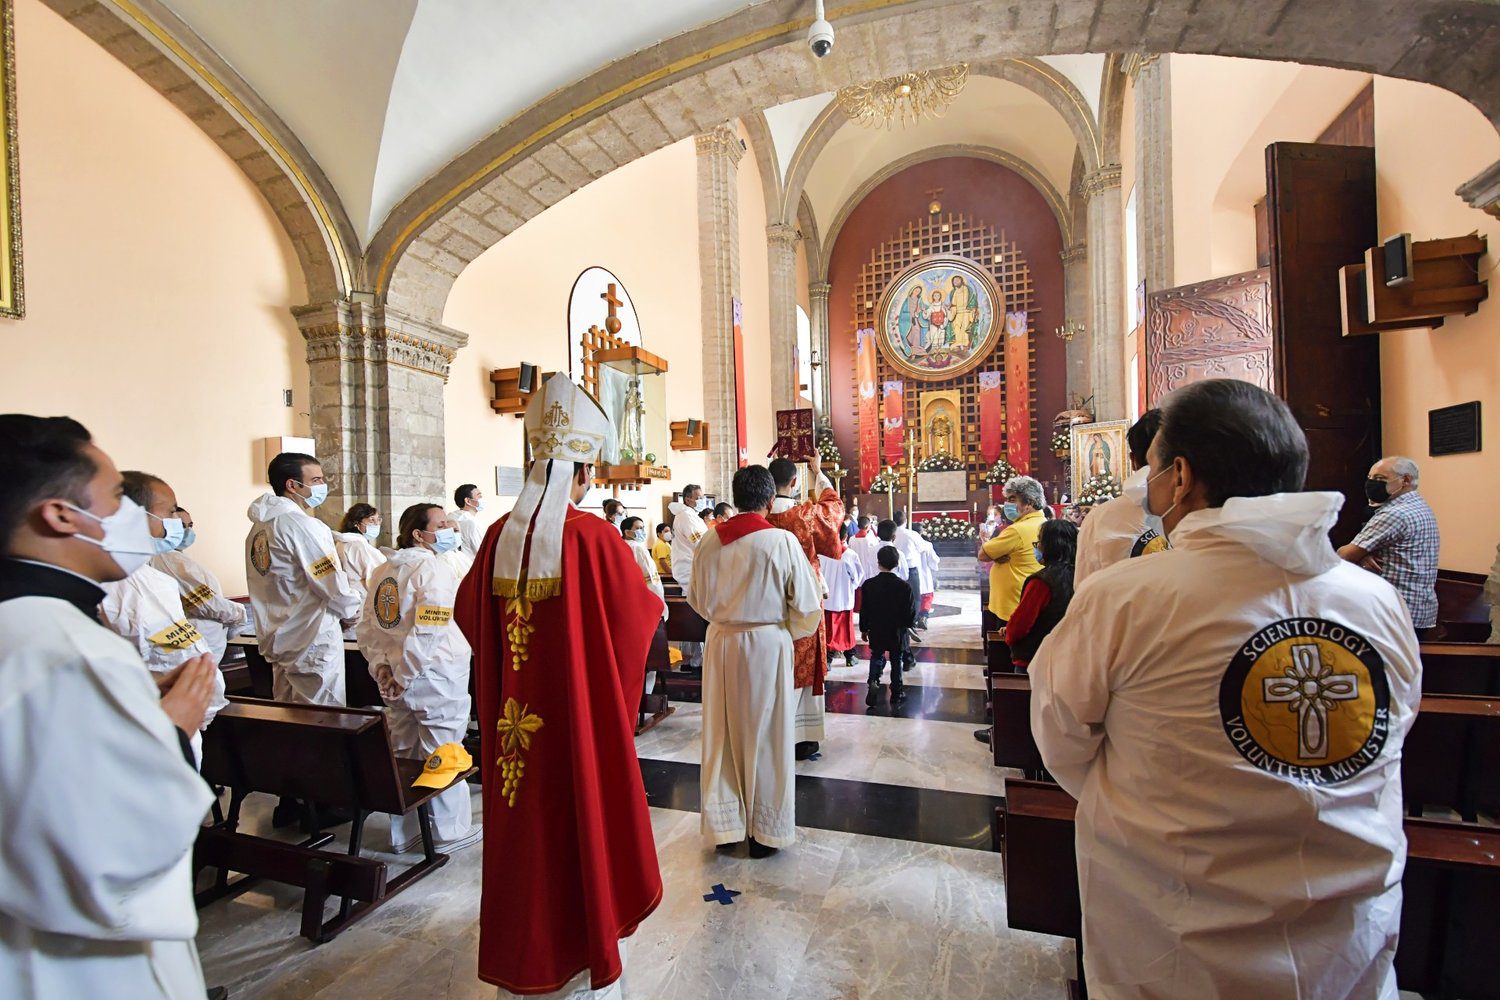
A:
[1338, 456, 1442, 638]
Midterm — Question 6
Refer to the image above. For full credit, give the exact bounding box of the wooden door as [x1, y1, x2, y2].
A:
[1266, 142, 1380, 545]
[1145, 268, 1274, 408]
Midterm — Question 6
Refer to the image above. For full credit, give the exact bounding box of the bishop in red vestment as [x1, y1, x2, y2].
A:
[765, 453, 844, 757]
[455, 375, 664, 996]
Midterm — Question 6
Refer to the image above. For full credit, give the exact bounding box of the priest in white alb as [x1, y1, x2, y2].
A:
[688, 465, 822, 857]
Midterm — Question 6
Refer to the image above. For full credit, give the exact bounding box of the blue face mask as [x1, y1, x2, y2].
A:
[363, 522, 381, 540]
[1002, 503, 1020, 522]
[429, 527, 459, 554]
[1033, 545, 1044, 564]
[294, 480, 329, 509]
[148, 512, 186, 554]
[176, 527, 197, 551]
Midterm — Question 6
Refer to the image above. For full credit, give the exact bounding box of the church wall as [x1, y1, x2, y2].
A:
[1372, 76, 1500, 575]
[826, 156, 1067, 493]
[736, 120, 775, 470]
[443, 139, 707, 524]
[0, 0, 310, 594]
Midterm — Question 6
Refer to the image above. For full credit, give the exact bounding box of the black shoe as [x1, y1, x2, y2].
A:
[974, 728, 992, 745]
[845, 654, 857, 667]
[715, 841, 740, 854]
[794, 741, 819, 761]
[303, 805, 356, 832]
[747, 837, 779, 859]
[892, 686, 908, 705]
[866, 682, 882, 707]
[271, 798, 301, 829]
[207, 988, 230, 1000]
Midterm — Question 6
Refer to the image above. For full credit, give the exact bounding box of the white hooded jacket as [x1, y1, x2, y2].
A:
[668, 500, 708, 587]
[150, 549, 248, 664]
[1030, 491, 1420, 999]
[1074, 465, 1152, 585]
[356, 547, 471, 694]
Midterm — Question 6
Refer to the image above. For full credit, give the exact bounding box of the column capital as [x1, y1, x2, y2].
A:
[1079, 164, 1123, 201]
[293, 299, 469, 382]
[1457, 159, 1500, 220]
[694, 124, 745, 165]
[1122, 52, 1163, 81]
[1059, 243, 1088, 265]
[808, 280, 832, 302]
[766, 222, 802, 249]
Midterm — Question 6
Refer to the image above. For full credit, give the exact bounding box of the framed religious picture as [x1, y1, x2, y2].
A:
[875, 254, 1000, 381]
[0, 0, 21, 319]
[1070, 419, 1129, 501]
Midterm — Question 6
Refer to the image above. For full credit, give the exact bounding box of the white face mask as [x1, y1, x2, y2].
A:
[68, 496, 155, 576]
[293, 480, 329, 509]
[473, 497, 487, 513]
[147, 511, 186, 555]
[1140, 466, 1178, 543]
[363, 522, 381, 540]
[428, 527, 460, 554]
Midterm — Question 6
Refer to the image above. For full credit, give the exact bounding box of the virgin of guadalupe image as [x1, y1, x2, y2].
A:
[1087, 436, 1113, 479]
[896, 285, 928, 355]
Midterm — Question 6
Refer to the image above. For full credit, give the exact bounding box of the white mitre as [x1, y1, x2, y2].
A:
[492, 374, 614, 601]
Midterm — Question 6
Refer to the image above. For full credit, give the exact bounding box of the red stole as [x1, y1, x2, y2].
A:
[715, 512, 774, 545]
[455, 509, 663, 994]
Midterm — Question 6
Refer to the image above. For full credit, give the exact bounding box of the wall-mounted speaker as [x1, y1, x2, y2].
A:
[686, 418, 701, 438]
[518, 362, 538, 393]
[1382, 233, 1413, 288]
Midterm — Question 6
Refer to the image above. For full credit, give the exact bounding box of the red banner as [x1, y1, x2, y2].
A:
[882, 380, 905, 466]
[856, 328, 880, 489]
[733, 299, 748, 467]
[1004, 311, 1031, 473]
[977, 370, 1003, 464]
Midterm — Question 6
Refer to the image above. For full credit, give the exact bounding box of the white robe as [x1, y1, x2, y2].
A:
[915, 536, 940, 596]
[438, 545, 476, 582]
[99, 564, 228, 732]
[334, 531, 386, 587]
[687, 524, 821, 848]
[356, 548, 474, 848]
[1030, 492, 1420, 999]
[1074, 465, 1151, 586]
[818, 549, 866, 614]
[450, 508, 487, 556]
[0, 590, 214, 1000]
[245, 494, 364, 705]
[854, 533, 909, 579]
[628, 537, 668, 694]
[667, 501, 707, 588]
[150, 549, 249, 665]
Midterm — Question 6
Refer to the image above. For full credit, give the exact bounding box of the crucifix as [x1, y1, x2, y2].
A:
[926, 187, 945, 215]
[600, 283, 624, 335]
[1262, 643, 1360, 760]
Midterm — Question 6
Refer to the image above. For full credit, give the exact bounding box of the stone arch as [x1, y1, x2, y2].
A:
[739, 111, 784, 223]
[42, 0, 359, 301]
[818, 145, 1073, 282]
[1097, 53, 1128, 166]
[374, 0, 1500, 322]
[797, 192, 822, 281]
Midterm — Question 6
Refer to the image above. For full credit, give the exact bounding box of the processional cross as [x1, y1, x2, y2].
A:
[1262, 643, 1359, 759]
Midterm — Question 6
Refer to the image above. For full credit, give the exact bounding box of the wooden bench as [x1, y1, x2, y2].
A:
[196, 696, 476, 943]
[227, 635, 384, 707]
[1420, 642, 1500, 696]
[998, 779, 1500, 1000]
[991, 674, 1046, 778]
[1405, 693, 1500, 822]
[637, 621, 675, 736]
[665, 597, 708, 701]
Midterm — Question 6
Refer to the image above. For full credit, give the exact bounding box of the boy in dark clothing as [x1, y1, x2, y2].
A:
[859, 545, 917, 706]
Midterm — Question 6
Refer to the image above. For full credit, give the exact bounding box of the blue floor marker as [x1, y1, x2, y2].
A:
[703, 883, 741, 905]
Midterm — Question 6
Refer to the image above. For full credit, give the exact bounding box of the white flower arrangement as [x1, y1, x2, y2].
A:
[915, 515, 977, 540]
[1051, 430, 1071, 455]
[916, 452, 965, 472]
[869, 469, 901, 493]
[1077, 473, 1122, 507]
[984, 458, 1019, 485]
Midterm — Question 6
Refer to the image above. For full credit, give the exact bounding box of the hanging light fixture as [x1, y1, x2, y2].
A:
[835, 64, 970, 129]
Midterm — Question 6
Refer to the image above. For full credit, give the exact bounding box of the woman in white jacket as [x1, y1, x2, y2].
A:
[356, 503, 479, 854]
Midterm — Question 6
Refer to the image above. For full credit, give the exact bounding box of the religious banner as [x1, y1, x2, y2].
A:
[1004, 310, 1031, 472]
[977, 370, 1003, 464]
[775, 407, 815, 461]
[856, 328, 880, 488]
[882, 380, 905, 465]
[733, 299, 748, 467]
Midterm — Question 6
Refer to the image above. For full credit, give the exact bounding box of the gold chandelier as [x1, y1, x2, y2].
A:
[836, 64, 970, 129]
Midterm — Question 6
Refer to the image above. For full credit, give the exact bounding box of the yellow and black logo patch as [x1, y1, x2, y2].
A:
[1130, 528, 1169, 558]
[415, 605, 453, 627]
[374, 576, 401, 630]
[1220, 617, 1390, 785]
[181, 583, 215, 612]
[249, 530, 271, 576]
[148, 619, 205, 651]
[307, 554, 337, 580]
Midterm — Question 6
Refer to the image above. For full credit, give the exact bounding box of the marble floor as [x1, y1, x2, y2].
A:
[197, 589, 1076, 999]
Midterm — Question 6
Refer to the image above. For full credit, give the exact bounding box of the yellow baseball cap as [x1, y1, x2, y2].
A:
[413, 743, 473, 789]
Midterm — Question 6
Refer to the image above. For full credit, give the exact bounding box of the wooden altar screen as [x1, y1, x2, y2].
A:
[848, 213, 1037, 492]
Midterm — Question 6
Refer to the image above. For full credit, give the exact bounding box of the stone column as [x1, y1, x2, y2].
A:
[695, 125, 745, 496]
[1132, 54, 1174, 294]
[808, 280, 832, 421]
[1059, 243, 1090, 405]
[1082, 165, 1126, 421]
[766, 222, 802, 413]
[293, 298, 469, 536]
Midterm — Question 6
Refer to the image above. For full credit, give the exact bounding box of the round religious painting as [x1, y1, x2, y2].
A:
[875, 254, 1003, 381]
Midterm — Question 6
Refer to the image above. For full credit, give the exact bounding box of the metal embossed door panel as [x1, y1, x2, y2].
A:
[1145, 268, 1274, 407]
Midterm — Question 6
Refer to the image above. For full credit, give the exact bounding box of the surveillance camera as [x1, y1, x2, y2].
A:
[808, 18, 834, 58]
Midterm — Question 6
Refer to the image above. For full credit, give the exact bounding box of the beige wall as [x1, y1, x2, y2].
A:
[736, 120, 775, 467]
[1, 0, 309, 594]
[442, 138, 707, 526]
[1373, 77, 1500, 574]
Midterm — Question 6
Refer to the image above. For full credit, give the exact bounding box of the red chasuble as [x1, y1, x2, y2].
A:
[766, 487, 845, 694]
[455, 507, 664, 994]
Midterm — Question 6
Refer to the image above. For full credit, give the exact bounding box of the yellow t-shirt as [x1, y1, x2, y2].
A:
[981, 510, 1045, 619]
[651, 538, 673, 577]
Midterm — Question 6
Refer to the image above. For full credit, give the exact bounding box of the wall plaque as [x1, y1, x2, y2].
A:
[1428, 401, 1481, 457]
[918, 470, 968, 503]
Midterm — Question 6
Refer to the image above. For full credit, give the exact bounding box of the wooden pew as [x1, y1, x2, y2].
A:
[637, 621, 675, 736]
[991, 674, 1046, 778]
[1420, 642, 1500, 696]
[665, 596, 708, 701]
[998, 779, 1500, 999]
[227, 635, 384, 707]
[1405, 693, 1500, 821]
[196, 696, 476, 943]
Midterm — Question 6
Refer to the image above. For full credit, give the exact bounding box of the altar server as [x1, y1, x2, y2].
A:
[245, 452, 363, 706]
[1074, 409, 1163, 585]
[99, 471, 227, 742]
[357, 503, 479, 853]
[151, 507, 249, 664]
[689, 465, 822, 856]
[818, 521, 866, 668]
[915, 531, 941, 628]
[0, 414, 216, 1000]
[1030, 380, 1420, 999]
